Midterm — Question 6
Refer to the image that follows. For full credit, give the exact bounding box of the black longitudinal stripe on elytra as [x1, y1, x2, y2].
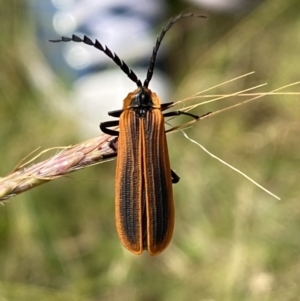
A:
[144, 112, 170, 245]
[155, 122, 170, 245]
[157, 133, 171, 244]
[119, 115, 141, 245]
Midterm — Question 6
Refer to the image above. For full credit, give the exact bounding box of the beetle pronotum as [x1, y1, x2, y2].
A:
[50, 13, 206, 255]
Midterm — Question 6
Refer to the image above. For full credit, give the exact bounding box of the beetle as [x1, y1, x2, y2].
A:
[50, 13, 205, 255]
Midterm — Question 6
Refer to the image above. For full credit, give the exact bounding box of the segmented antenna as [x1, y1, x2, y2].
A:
[143, 13, 206, 88]
[49, 35, 142, 87]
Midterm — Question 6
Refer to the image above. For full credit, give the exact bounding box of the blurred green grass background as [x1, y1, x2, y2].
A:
[1, 0, 300, 300]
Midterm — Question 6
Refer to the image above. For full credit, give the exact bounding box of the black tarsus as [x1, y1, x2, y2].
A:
[49, 35, 142, 87]
[143, 13, 207, 88]
[171, 169, 180, 183]
[108, 137, 119, 152]
[100, 120, 119, 136]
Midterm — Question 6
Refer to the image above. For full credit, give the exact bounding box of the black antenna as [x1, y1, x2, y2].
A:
[143, 13, 207, 88]
[49, 35, 142, 87]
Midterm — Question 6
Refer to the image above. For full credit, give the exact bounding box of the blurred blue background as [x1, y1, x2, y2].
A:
[0, 0, 300, 300]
